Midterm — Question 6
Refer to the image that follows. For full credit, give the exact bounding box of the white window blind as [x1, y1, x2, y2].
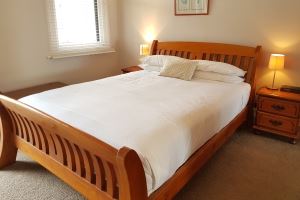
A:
[46, 0, 114, 59]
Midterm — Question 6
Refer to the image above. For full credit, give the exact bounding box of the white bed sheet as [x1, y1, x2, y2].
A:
[19, 71, 251, 194]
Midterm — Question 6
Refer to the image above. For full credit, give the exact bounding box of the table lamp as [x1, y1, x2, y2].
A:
[268, 54, 285, 90]
[140, 44, 150, 56]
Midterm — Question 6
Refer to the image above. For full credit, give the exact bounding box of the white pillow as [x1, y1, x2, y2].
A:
[140, 55, 188, 67]
[196, 60, 246, 77]
[159, 58, 197, 81]
[193, 71, 244, 83]
[138, 64, 161, 72]
[140, 55, 246, 77]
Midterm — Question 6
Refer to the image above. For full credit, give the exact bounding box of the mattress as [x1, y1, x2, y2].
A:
[19, 70, 251, 194]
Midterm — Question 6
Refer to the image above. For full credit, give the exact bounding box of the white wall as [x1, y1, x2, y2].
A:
[0, 0, 121, 92]
[119, 0, 300, 88]
[1, 0, 299, 92]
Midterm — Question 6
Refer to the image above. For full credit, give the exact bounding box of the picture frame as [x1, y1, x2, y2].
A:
[175, 0, 209, 16]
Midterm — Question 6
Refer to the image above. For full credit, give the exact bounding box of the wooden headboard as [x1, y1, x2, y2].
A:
[150, 40, 261, 87]
[150, 40, 261, 107]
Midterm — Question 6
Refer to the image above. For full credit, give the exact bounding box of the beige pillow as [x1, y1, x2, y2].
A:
[159, 59, 197, 81]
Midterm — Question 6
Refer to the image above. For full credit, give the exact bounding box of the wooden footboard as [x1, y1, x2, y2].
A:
[0, 94, 248, 200]
[0, 95, 148, 200]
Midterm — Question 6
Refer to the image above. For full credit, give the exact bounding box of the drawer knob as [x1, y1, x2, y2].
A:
[271, 104, 285, 111]
[269, 119, 283, 127]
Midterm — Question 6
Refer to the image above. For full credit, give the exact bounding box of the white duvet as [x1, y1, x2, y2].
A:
[20, 71, 250, 194]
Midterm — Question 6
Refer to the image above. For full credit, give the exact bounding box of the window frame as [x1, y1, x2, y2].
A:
[46, 0, 115, 59]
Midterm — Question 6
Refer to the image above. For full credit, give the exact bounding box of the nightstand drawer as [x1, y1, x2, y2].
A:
[258, 96, 300, 118]
[256, 111, 298, 135]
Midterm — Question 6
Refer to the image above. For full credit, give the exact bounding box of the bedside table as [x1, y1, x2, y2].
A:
[253, 87, 300, 144]
[121, 66, 143, 74]
[4, 82, 67, 99]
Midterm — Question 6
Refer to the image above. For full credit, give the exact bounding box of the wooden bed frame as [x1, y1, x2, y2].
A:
[0, 41, 261, 200]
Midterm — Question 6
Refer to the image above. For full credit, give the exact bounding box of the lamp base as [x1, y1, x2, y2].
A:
[267, 86, 279, 90]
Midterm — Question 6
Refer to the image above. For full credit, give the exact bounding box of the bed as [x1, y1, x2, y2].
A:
[0, 40, 261, 200]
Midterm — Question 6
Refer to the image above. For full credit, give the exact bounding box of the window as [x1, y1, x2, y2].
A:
[46, 0, 113, 59]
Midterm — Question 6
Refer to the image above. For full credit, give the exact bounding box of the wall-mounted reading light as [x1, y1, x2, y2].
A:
[140, 44, 150, 56]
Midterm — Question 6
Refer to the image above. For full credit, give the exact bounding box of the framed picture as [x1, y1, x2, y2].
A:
[175, 0, 209, 16]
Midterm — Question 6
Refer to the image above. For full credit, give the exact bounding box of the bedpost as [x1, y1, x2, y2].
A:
[0, 101, 17, 169]
[117, 147, 148, 200]
[150, 40, 158, 55]
[250, 46, 262, 100]
[247, 46, 262, 125]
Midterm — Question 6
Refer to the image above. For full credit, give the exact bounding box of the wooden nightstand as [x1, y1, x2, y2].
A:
[121, 66, 143, 74]
[4, 82, 67, 99]
[253, 87, 300, 144]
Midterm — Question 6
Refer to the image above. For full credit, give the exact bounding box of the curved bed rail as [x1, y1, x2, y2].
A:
[0, 95, 148, 200]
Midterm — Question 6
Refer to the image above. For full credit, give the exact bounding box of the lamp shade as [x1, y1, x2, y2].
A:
[269, 54, 285, 70]
[140, 44, 150, 56]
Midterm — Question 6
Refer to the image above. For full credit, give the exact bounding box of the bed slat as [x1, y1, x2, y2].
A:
[30, 121, 42, 150]
[227, 55, 234, 65]
[93, 156, 106, 191]
[11, 112, 23, 138]
[62, 139, 75, 170]
[18, 115, 30, 143]
[82, 150, 93, 183]
[37, 125, 49, 154]
[45, 131, 56, 157]
[7, 110, 18, 136]
[24, 118, 35, 146]
[219, 54, 226, 62]
[103, 161, 114, 197]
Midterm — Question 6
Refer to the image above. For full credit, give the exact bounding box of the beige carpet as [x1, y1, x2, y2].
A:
[1, 127, 299, 200]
